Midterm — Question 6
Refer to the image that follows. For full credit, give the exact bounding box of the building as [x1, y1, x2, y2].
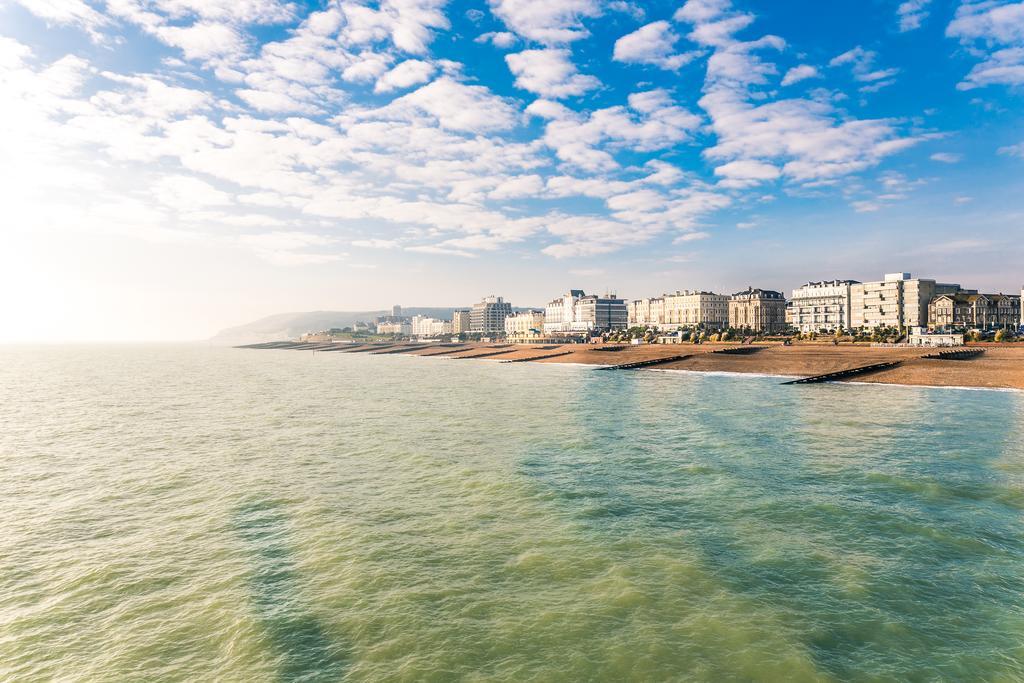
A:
[451, 309, 471, 334]
[661, 291, 729, 330]
[928, 293, 1021, 331]
[629, 291, 730, 330]
[787, 280, 858, 332]
[728, 288, 787, 333]
[544, 290, 627, 333]
[505, 310, 546, 339]
[909, 328, 964, 347]
[628, 297, 665, 328]
[411, 315, 452, 337]
[377, 321, 412, 335]
[470, 296, 512, 335]
[850, 273, 965, 331]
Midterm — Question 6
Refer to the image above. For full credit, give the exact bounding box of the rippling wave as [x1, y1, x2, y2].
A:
[1, 345, 1021, 681]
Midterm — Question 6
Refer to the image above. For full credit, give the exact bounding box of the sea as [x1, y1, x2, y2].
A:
[1, 345, 1022, 681]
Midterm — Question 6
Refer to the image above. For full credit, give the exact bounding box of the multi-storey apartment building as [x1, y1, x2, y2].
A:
[729, 288, 787, 333]
[850, 273, 964, 330]
[545, 290, 627, 333]
[928, 293, 1021, 330]
[377, 321, 412, 335]
[470, 296, 512, 335]
[411, 315, 452, 337]
[787, 280, 858, 332]
[451, 309, 471, 334]
[504, 310, 546, 339]
[660, 291, 729, 329]
[627, 297, 665, 328]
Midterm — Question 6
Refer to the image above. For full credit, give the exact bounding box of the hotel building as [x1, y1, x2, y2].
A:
[451, 309, 471, 334]
[377, 321, 412, 335]
[728, 288, 787, 333]
[545, 290, 627, 333]
[928, 293, 1021, 330]
[628, 291, 729, 330]
[505, 310, 546, 339]
[627, 297, 665, 328]
[787, 280, 858, 332]
[850, 273, 965, 330]
[470, 296, 512, 335]
[662, 291, 729, 329]
[411, 315, 452, 337]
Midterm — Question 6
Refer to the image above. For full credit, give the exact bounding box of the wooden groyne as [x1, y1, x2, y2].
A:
[502, 351, 575, 363]
[343, 344, 396, 353]
[453, 349, 519, 360]
[417, 347, 469, 357]
[710, 346, 765, 356]
[598, 355, 692, 371]
[370, 345, 435, 355]
[922, 349, 985, 361]
[782, 361, 903, 385]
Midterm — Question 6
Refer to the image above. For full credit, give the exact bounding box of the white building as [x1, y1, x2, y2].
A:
[505, 310, 546, 339]
[544, 290, 627, 333]
[411, 315, 452, 337]
[451, 310, 471, 334]
[909, 328, 964, 347]
[377, 321, 412, 335]
[628, 297, 665, 328]
[850, 273, 965, 331]
[788, 280, 858, 333]
[470, 296, 512, 334]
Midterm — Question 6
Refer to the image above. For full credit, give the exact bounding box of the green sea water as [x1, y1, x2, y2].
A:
[1, 345, 1022, 682]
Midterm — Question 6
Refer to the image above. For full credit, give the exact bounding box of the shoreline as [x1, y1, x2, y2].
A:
[244, 341, 1024, 392]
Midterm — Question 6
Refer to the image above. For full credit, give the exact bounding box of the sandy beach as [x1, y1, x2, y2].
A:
[391, 342, 1024, 390]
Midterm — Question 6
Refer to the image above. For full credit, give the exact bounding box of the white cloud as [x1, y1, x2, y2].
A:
[505, 49, 599, 98]
[406, 244, 477, 257]
[674, 0, 733, 24]
[238, 231, 343, 265]
[930, 152, 963, 163]
[897, 0, 932, 32]
[947, 3, 1024, 88]
[386, 77, 519, 132]
[714, 159, 781, 188]
[475, 31, 517, 48]
[829, 46, 899, 90]
[154, 22, 248, 60]
[153, 175, 233, 210]
[999, 141, 1024, 157]
[781, 64, 820, 86]
[374, 59, 436, 93]
[9, 0, 109, 38]
[488, 0, 602, 44]
[337, 0, 450, 54]
[613, 21, 699, 70]
[352, 238, 400, 248]
[947, 1, 1024, 43]
[534, 89, 702, 171]
[956, 47, 1024, 89]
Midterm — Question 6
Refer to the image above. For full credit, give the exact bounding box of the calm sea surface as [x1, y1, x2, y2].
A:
[1, 345, 1022, 681]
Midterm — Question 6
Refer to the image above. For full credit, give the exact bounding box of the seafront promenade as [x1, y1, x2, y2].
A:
[237, 341, 1024, 390]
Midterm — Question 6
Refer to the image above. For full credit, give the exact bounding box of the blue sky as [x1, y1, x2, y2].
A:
[0, 0, 1022, 340]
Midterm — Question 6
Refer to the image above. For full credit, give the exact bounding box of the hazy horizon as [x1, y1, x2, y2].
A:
[2, 0, 1023, 343]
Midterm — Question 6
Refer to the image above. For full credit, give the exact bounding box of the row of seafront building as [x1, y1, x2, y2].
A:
[304, 274, 1023, 343]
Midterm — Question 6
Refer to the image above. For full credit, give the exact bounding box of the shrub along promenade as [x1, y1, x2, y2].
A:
[237, 341, 1024, 390]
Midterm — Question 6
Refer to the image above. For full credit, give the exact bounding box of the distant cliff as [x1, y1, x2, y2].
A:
[210, 308, 462, 345]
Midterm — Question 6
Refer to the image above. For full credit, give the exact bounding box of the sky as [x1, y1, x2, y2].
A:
[1, 0, 1023, 341]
